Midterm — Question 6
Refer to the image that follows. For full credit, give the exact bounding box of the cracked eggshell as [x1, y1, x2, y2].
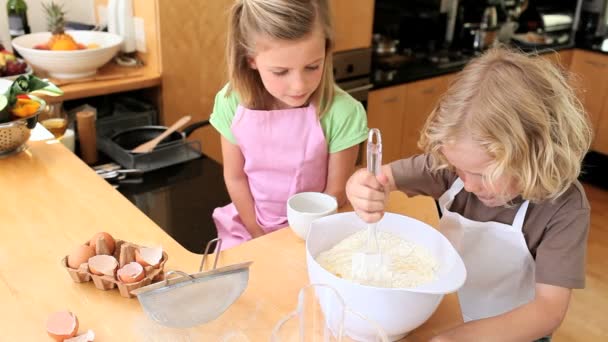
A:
[117, 262, 145, 283]
[46, 311, 78, 341]
[135, 246, 163, 268]
[88, 255, 118, 277]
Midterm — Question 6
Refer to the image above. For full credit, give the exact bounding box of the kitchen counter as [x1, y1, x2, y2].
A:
[0, 140, 462, 340]
[37, 63, 162, 104]
[372, 43, 575, 90]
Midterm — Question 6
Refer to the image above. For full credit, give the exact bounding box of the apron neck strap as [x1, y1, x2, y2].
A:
[511, 200, 530, 232]
[450, 178, 465, 196]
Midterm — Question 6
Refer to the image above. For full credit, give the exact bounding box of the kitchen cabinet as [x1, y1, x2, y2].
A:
[401, 75, 451, 158]
[367, 74, 452, 164]
[595, 95, 608, 154]
[367, 84, 407, 164]
[569, 49, 608, 152]
[330, 0, 374, 52]
[156, 0, 231, 163]
[540, 49, 573, 69]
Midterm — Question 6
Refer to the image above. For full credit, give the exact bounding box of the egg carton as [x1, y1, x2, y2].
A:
[61, 239, 169, 298]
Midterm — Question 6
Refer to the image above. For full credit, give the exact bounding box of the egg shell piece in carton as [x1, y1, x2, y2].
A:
[61, 239, 168, 298]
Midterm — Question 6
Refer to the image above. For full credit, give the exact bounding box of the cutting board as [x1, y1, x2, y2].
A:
[49, 69, 145, 86]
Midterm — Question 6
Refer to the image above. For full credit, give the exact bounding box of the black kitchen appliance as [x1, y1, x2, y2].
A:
[578, 0, 608, 46]
[374, 0, 450, 54]
[98, 118, 211, 172]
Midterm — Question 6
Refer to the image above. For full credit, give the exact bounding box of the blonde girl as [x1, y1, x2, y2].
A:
[210, 0, 368, 250]
[346, 47, 592, 341]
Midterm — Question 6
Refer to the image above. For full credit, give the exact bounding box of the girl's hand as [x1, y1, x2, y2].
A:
[346, 168, 390, 223]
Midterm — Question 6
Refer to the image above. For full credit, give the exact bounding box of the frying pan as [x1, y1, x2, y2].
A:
[110, 120, 210, 152]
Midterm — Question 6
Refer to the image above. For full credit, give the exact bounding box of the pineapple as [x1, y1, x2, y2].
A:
[43, 1, 79, 51]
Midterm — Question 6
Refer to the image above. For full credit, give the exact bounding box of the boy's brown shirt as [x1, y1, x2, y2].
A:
[390, 154, 590, 288]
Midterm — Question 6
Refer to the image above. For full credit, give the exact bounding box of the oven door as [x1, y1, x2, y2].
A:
[338, 78, 373, 108]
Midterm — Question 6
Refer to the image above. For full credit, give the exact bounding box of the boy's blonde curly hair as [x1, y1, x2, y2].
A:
[419, 47, 592, 202]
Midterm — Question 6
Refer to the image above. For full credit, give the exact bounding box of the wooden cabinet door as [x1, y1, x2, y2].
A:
[569, 49, 608, 150]
[158, 0, 231, 163]
[594, 96, 608, 154]
[367, 85, 407, 164]
[330, 0, 374, 52]
[541, 49, 573, 69]
[401, 75, 451, 158]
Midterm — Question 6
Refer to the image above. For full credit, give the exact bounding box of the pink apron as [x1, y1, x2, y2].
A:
[212, 103, 328, 250]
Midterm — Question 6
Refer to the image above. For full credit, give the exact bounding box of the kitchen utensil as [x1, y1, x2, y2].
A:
[98, 119, 210, 171]
[272, 283, 389, 341]
[287, 192, 338, 239]
[131, 238, 253, 328]
[108, 119, 209, 151]
[307, 212, 467, 340]
[351, 128, 391, 286]
[131, 115, 191, 153]
[0, 97, 45, 157]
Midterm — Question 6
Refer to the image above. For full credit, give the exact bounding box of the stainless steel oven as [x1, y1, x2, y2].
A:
[333, 48, 372, 165]
[333, 48, 373, 108]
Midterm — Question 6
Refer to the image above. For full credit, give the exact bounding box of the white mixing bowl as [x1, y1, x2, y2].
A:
[12, 31, 123, 79]
[306, 212, 466, 341]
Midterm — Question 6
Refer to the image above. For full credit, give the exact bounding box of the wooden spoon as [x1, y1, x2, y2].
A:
[131, 115, 192, 154]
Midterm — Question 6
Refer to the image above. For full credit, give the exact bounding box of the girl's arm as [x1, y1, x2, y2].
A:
[431, 283, 571, 341]
[220, 136, 265, 238]
[324, 144, 360, 207]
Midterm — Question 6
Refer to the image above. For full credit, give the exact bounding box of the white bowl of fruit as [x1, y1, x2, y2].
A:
[0, 45, 32, 80]
[11, 2, 122, 80]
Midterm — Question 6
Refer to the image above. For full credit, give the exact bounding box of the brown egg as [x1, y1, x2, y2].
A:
[117, 262, 145, 283]
[67, 245, 96, 269]
[135, 246, 163, 268]
[88, 255, 118, 277]
[46, 311, 78, 341]
[89, 232, 116, 255]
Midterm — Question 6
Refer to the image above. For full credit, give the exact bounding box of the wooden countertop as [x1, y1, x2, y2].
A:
[35, 63, 161, 104]
[0, 140, 462, 341]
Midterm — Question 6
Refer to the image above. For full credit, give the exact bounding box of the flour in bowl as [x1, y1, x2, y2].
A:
[316, 230, 438, 288]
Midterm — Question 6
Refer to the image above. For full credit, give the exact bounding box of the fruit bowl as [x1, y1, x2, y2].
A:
[0, 59, 33, 81]
[0, 45, 32, 80]
[12, 31, 123, 79]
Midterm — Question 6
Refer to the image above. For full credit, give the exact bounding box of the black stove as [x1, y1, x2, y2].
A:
[116, 156, 230, 254]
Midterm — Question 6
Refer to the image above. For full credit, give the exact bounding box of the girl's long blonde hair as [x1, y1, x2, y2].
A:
[226, 0, 335, 115]
[419, 47, 592, 202]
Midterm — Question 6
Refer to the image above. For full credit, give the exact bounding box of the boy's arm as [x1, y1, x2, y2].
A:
[324, 144, 360, 207]
[220, 136, 265, 238]
[432, 283, 571, 342]
[389, 154, 455, 199]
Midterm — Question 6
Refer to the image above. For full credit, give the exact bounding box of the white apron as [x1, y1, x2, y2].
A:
[438, 178, 535, 322]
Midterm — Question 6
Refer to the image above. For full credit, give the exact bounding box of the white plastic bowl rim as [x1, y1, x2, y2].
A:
[305, 212, 467, 294]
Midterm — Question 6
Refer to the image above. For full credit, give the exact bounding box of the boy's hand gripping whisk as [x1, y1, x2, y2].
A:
[351, 128, 392, 285]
